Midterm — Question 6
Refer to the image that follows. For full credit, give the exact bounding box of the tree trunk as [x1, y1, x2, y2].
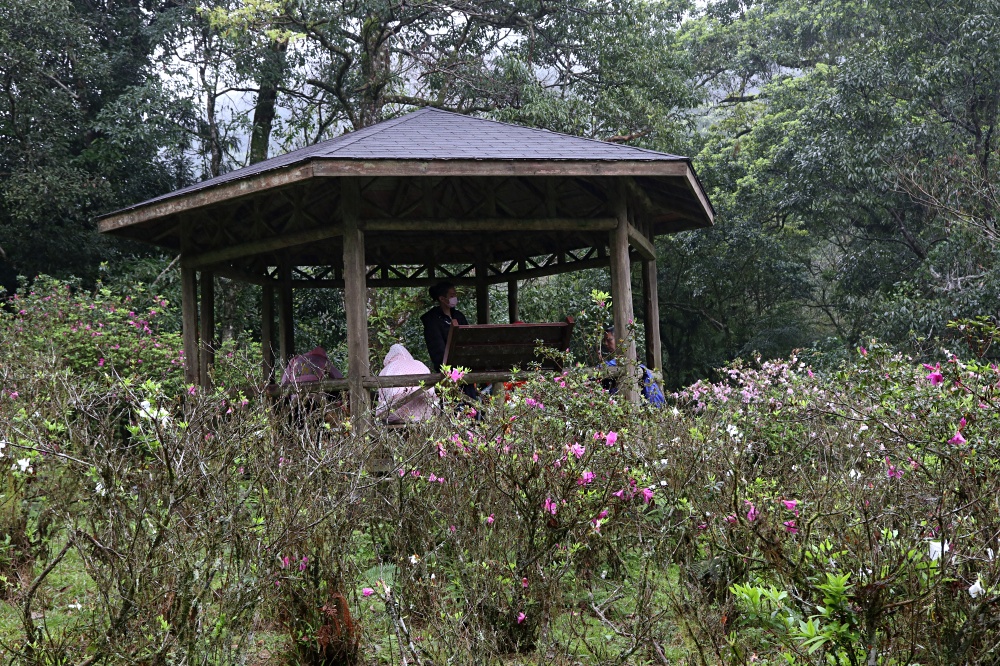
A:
[248, 38, 288, 164]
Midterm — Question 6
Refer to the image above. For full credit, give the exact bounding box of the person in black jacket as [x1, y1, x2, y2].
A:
[420, 281, 469, 372]
[421, 282, 478, 401]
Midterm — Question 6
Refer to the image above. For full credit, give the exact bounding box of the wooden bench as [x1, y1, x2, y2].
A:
[442, 318, 575, 372]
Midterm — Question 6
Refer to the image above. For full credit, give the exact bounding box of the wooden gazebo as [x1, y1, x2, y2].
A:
[98, 108, 714, 413]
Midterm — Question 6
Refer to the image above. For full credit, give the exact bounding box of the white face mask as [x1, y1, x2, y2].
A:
[447, 297, 458, 308]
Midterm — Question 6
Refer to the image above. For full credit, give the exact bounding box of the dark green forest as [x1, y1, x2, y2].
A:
[2, 0, 998, 385]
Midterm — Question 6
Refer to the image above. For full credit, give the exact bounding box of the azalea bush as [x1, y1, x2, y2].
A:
[4, 281, 1000, 664]
[667, 346, 1000, 664]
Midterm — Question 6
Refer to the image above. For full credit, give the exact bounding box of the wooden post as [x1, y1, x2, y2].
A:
[180, 265, 200, 387]
[278, 263, 294, 367]
[507, 279, 519, 323]
[261, 284, 275, 383]
[342, 179, 371, 421]
[199, 271, 215, 389]
[609, 184, 638, 403]
[476, 259, 490, 324]
[642, 258, 661, 371]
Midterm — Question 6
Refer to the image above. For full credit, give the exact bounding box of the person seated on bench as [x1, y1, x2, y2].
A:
[280, 346, 344, 387]
[375, 344, 438, 423]
[421, 281, 477, 400]
[599, 326, 666, 407]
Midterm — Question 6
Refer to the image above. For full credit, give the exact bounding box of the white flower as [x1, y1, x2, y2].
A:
[859, 424, 869, 432]
[15, 458, 32, 473]
[67, 602, 83, 611]
[95, 483, 107, 497]
[929, 541, 950, 561]
[726, 424, 742, 440]
[849, 469, 861, 480]
[0, 440, 6, 457]
[138, 400, 170, 426]
[409, 554, 420, 565]
[969, 577, 984, 598]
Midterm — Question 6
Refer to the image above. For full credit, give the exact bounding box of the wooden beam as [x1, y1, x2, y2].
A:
[342, 179, 372, 420]
[642, 259, 661, 372]
[362, 217, 617, 232]
[265, 366, 626, 396]
[277, 263, 294, 366]
[609, 186, 638, 403]
[312, 159, 691, 179]
[180, 265, 200, 386]
[98, 163, 316, 232]
[508, 280, 519, 323]
[183, 223, 344, 269]
[199, 271, 215, 389]
[475, 258, 490, 324]
[627, 222, 656, 261]
[683, 167, 715, 224]
[261, 285, 275, 383]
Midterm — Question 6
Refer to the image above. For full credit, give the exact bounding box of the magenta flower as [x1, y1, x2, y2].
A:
[187, 386, 197, 396]
[448, 368, 466, 382]
[885, 457, 904, 479]
[517, 612, 526, 624]
[9, 391, 18, 400]
[543, 497, 558, 515]
[923, 363, 944, 385]
[783, 520, 798, 534]
[299, 556, 308, 571]
[569, 443, 586, 459]
[98, 358, 105, 367]
[724, 514, 738, 524]
[362, 587, 374, 597]
[428, 474, 438, 483]
[578, 470, 596, 485]
[486, 514, 495, 525]
[948, 431, 967, 445]
[280, 556, 290, 569]
[605, 431, 619, 446]
[781, 500, 798, 512]
[641, 487, 655, 503]
[598, 509, 608, 519]
[959, 417, 967, 429]
[746, 503, 759, 522]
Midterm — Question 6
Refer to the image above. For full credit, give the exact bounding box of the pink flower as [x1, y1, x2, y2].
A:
[517, 612, 526, 624]
[578, 470, 596, 485]
[9, 391, 18, 400]
[362, 587, 374, 597]
[885, 457, 904, 479]
[959, 417, 967, 430]
[569, 443, 586, 459]
[783, 520, 798, 534]
[398, 468, 406, 477]
[187, 386, 197, 396]
[923, 363, 943, 385]
[525, 397, 544, 409]
[448, 368, 465, 382]
[781, 500, 798, 512]
[641, 487, 654, 503]
[486, 514, 495, 525]
[598, 509, 608, 519]
[724, 515, 738, 524]
[98, 358, 105, 367]
[543, 497, 558, 515]
[437, 444, 447, 457]
[948, 431, 967, 445]
[605, 431, 618, 446]
[860, 346, 867, 356]
[428, 474, 438, 482]
[299, 556, 308, 571]
[280, 556, 290, 569]
[521, 577, 529, 588]
[746, 503, 759, 522]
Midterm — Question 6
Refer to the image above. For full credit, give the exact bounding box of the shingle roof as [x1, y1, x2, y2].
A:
[105, 108, 688, 215]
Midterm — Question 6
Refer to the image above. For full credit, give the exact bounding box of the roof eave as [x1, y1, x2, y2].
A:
[98, 157, 711, 235]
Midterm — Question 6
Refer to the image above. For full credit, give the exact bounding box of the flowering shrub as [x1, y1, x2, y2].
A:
[669, 345, 1000, 663]
[2, 280, 999, 664]
[1, 276, 185, 392]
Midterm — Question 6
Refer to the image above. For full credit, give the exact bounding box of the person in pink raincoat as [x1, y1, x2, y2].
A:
[376, 344, 438, 423]
[280, 346, 343, 386]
